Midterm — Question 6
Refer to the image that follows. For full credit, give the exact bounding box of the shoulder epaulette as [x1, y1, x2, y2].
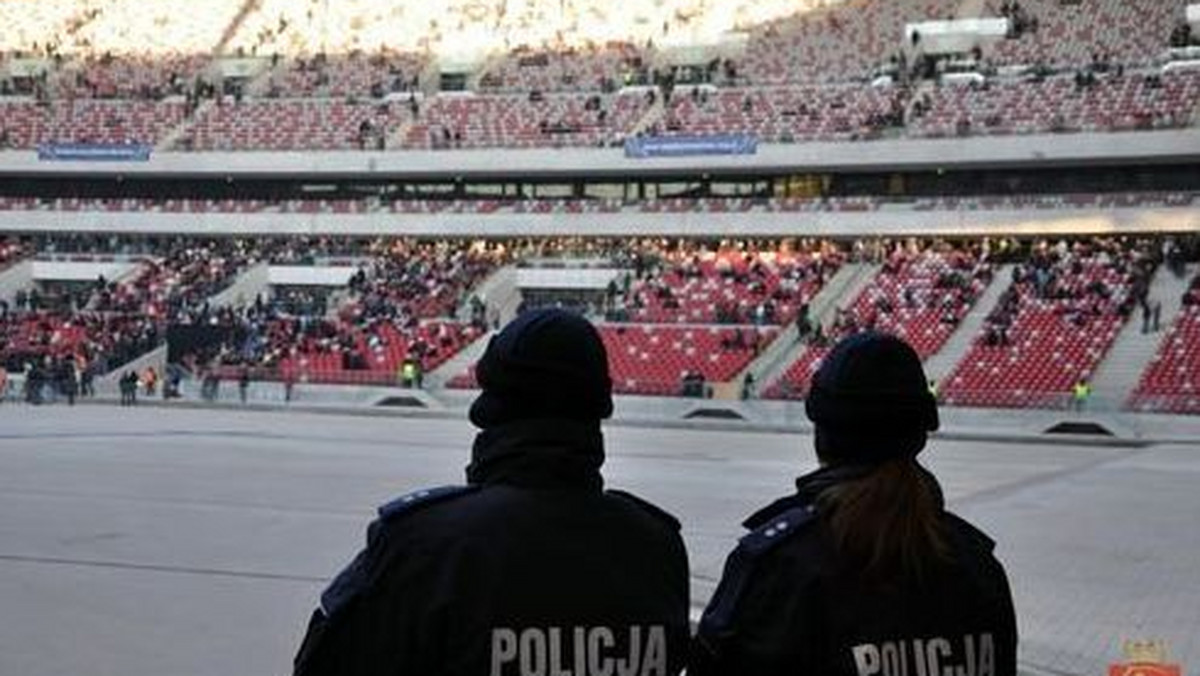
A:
[697, 504, 818, 638]
[742, 494, 805, 530]
[606, 489, 681, 530]
[377, 485, 479, 521]
[737, 504, 817, 556]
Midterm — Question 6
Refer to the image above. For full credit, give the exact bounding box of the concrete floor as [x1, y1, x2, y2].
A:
[0, 405, 1197, 676]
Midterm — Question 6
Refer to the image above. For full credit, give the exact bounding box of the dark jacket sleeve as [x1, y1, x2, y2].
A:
[991, 553, 1019, 676]
[691, 543, 822, 676]
[293, 520, 411, 676]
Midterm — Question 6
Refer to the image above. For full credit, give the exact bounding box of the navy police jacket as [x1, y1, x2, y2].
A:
[294, 419, 690, 676]
[691, 465, 1017, 676]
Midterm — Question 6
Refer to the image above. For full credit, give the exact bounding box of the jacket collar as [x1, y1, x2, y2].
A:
[467, 418, 605, 491]
[742, 462, 945, 530]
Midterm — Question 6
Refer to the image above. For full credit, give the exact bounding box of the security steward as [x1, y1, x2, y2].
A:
[691, 332, 1017, 676]
[294, 308, 690, 676]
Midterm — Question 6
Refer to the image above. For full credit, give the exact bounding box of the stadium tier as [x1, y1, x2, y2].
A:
[1, 193, 1197, 216]
[1, 0, 1195, 150]
[601, 324, 778, 396]
[4, 71, 1197, 150]
[940, 238, 1157, 408]
[2, 232, 1199, 413]
[2, 1, 1199, 418]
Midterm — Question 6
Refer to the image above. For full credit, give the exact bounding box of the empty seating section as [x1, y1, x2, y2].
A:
[988, 0, 1185, 68]
[765, 244, 994, 398]
[480, 44, 644, 92]
[602, 324, 777, 396]
[1128, 275, 1200, 414]
[265, 53, 426, 98]
[621, 243, 841, 325]
[909, 72, 1200, 138]
[663, 85, 902, 142]
[941, 240, 1154, 408]
[56, 54, 208, 99]
[739, 0, 962, 83]
[0, 100, 187, 148]
[402, 92, 647, 149]
[183, 101, 398, 151]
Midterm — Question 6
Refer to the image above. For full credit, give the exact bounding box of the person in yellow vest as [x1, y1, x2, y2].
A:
[1072, 377, 1092, 412]
[401, 359, 417, 389]
[927, 378, 940, 403]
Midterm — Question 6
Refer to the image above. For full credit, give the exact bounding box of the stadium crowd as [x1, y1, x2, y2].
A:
[2, 234, 1199, 413]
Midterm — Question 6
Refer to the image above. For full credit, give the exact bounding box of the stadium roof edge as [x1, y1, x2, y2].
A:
[2, 130, 1197, 179]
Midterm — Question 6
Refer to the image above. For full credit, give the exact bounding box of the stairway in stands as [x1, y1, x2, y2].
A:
[924, 263, 1016, 383]
[1089, 264, 1198, 407]
[743, 262, 880, 395]
[427, 329, 493, 389]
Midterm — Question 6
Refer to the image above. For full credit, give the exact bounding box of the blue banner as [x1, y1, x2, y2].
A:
[37, 143, 152, 162]
[624, 134, 757, 159]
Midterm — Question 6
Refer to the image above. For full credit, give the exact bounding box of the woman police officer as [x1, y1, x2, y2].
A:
[691, 332, 1017, 676]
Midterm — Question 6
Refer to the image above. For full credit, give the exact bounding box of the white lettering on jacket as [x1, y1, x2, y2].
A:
[852, 634, 995, 676]
[490, 626, 667, 676]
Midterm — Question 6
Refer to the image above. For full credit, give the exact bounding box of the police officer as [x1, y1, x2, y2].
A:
[294, 308, 690, 676]
[692, 332, 1016, 676]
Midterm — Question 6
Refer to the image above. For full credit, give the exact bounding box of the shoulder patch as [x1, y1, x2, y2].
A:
[606, 489, 681, 530]
[737, 504, 817, 556]
[377, 485, 478, 521]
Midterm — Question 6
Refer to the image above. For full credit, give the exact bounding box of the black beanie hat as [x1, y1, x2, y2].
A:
[469, 308, 614, 428]
[804, 332, 939, 464]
